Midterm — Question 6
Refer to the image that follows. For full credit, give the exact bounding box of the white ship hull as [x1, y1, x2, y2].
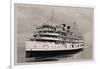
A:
[25, 41, 84, 57]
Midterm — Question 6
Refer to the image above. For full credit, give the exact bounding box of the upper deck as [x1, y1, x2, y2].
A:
[32, 23, 84, 44]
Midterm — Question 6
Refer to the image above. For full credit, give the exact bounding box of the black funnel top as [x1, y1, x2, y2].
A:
[67, 26, 70, 29]
[62, 24, 66, 27]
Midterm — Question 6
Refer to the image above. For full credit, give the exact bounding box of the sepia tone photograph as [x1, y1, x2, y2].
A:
[14, 3, 93, 64]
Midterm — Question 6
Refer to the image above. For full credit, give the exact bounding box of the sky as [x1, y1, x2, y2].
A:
[15, 3, 93, 46]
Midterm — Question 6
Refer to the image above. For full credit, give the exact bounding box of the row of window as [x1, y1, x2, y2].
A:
[34, 34, 83, 40]
[31, 44, 82, 49]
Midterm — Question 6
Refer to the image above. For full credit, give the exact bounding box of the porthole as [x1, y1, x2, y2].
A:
[72, 45, 74, 48]
[78, 45, 79, 47]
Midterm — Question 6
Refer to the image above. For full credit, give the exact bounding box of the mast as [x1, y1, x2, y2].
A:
[51, 8, 54, 25]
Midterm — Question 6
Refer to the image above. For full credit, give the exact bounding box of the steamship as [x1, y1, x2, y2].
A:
[25, 9, 84, 58]
[25, 23, 84, 57]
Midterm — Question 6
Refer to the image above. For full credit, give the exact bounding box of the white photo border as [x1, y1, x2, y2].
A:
[10, 0, 95, 69]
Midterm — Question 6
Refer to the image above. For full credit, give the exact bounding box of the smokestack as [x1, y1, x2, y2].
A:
[67, 26, 70, 33]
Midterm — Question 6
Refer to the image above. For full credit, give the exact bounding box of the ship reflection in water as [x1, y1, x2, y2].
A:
[26, 49, 83, 62]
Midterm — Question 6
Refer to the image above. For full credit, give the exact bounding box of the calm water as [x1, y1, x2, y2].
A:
[16, 43, 93, 63]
